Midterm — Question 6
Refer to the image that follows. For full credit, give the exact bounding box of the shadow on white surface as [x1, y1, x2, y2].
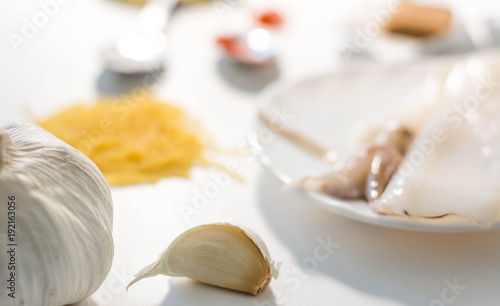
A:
[216, 58, 280, 93]
[70, 298, 99, 306]
[256, 169, 500, 306]
[96, 68, 166, 96]
[158, 278, 277, 306]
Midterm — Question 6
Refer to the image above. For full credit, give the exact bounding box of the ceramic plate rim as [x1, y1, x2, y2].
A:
[248, 64, 500, 233]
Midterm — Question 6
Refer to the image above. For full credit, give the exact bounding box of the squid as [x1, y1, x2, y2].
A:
[261, 52, 500, 227]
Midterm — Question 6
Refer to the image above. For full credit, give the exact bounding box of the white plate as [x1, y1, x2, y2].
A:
[248, 62, 500, 233]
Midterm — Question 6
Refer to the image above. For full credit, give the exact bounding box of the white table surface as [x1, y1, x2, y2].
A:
[1, 0, 500, 305]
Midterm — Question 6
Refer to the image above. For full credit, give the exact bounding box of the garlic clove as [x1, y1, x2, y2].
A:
[128, 223, 280, 295]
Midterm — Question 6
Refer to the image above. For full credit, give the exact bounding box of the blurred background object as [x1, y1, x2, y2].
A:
[114, 0, 211, 5]
[216, 10, 283, 66]
[342, 0, 500, 63]
[385, 2, 452, 37]
[103, 0, 178, 73]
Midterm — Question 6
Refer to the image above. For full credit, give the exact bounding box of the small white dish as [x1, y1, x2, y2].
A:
[248, 62, 500, 232]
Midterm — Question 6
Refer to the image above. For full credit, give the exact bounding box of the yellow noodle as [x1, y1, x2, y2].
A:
[38, 96, 208, 185]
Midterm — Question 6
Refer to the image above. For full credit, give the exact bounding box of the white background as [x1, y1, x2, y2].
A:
[1, 0, 499, 305]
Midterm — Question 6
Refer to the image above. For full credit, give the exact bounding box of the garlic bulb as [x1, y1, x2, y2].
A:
[0, 122, 113, 306]
[128, 223, 280, 295]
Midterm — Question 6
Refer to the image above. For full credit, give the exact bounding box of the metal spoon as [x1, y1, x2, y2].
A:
[104, 0, 177, 73]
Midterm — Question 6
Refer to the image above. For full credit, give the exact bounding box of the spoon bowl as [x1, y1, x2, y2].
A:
[104, 30, 167, 73]
[217, 27, 278, 66]
[104, 0, 177, 73]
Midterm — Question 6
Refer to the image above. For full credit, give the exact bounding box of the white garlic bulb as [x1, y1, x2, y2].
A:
[128, 223, 280, 295]
[0, 122, 114, 306]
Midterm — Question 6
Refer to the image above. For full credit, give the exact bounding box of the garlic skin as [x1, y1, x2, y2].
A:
[0, 122, 114, 306]
[128, 223, 280, 295]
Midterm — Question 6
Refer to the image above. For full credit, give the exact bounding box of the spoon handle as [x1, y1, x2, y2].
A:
[137, 0, 178, 32]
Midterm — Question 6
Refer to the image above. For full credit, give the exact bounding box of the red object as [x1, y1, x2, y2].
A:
[216, 36, 249, 60]
[256, 10, 283, 28]
[215, 9, 283, 65]
[216, 36, 239, 54]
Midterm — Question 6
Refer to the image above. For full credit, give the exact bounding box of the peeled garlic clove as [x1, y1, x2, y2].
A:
[128, 223, 280, 295]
